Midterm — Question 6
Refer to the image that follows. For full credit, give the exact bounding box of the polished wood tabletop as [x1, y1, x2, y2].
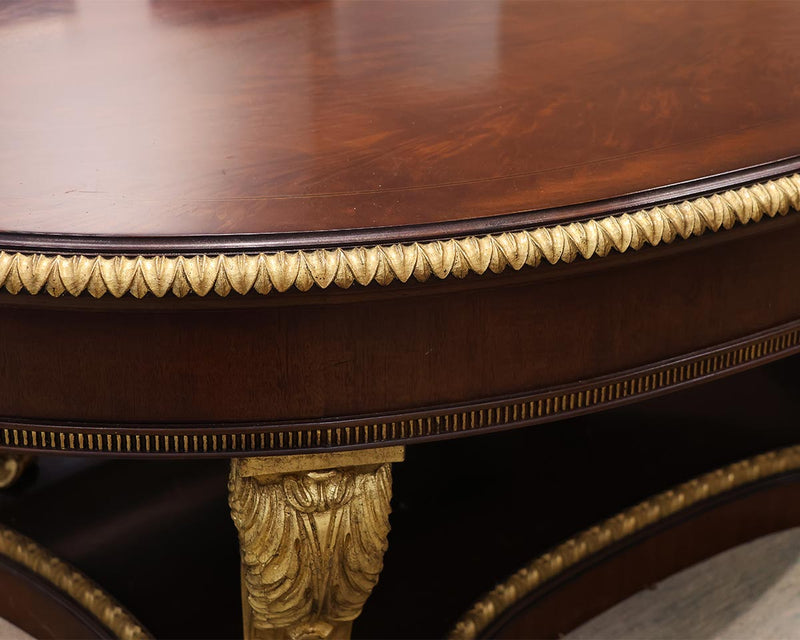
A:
[2, 0, 800, 248]
[3, 5, 800, 639]
[0, 0, 798, 454]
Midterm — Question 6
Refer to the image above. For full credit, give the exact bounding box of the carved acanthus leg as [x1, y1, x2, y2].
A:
[0, 453, 32, 489]
[228, 447, 404, 640]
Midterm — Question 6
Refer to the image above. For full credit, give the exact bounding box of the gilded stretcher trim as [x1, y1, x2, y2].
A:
[448, 444, 800, 640]
[0, 525, 151, 640]
[0, 322, 797, 456]
[0, 175, 799, 298]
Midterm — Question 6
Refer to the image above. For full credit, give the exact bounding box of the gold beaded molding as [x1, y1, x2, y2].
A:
[448, 444, 800, 640]
[0, 525, 151, 639]
[1, 175, 799, 298]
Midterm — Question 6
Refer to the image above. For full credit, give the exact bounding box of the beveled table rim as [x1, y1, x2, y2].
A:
[0, 160, 799, 300]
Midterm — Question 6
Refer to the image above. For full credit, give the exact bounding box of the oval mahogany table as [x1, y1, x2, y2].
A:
[2, 2, 800, 638]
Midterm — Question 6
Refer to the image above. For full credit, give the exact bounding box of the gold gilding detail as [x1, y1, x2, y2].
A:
[0, 325, 797, 455]
[1, 175, 799, 298]
[0, 525, 151, 640]
[448, 445, 800, 640]
[0, 453, 32, 488]
[229, 449, 401, 639]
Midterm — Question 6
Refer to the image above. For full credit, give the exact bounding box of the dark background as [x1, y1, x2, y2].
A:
[0, 355, 797, 639]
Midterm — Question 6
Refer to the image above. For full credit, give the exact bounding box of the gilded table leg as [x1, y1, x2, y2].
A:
[228, 447, 404, 640]
[0, 453, 32, 488]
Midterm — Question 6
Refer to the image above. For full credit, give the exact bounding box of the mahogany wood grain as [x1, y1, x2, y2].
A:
[0, 556, 109, 639]
[485, 475, 800, 639]
[1, 1, 800, 457]
[0, 218, 798, 456]
[2, 0, 800, 247]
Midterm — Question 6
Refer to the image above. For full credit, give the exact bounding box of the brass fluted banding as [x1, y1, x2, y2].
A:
[448, 445, 800, 640]
[0, 321, 797, 455]
[0, 525, 151, 640]
[1, 175, 799, 298]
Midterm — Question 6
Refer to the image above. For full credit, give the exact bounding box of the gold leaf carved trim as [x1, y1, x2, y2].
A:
[447, 444, 800, 640]
[0, 525, 151, 640]
[1, 175, 799, 298]
[229, 459, 393, 638]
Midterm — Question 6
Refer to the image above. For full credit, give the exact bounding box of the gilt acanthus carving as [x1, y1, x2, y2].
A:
[1, 174, 799, 298]
[228, 459, 393, 640]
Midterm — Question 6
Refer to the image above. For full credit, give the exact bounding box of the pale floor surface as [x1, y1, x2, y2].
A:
[0, 617, 33, 640]
[566, 527, 800, 640]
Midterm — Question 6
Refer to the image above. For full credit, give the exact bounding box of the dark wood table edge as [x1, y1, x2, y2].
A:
[449, 448, 800, 639]
[0, 525, 151, 639]
[0, 165, 798, 301]
[0, 319, 797, 459]
[0, 211, 795, 312]
[1, 157, 798, 256]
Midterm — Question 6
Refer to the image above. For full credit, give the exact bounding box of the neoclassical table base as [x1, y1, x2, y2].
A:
[228, 447, 404, 640]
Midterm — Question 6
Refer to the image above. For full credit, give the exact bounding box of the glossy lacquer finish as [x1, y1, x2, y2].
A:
[2, 1, 800, 458]
[2, 0, 800, 242]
